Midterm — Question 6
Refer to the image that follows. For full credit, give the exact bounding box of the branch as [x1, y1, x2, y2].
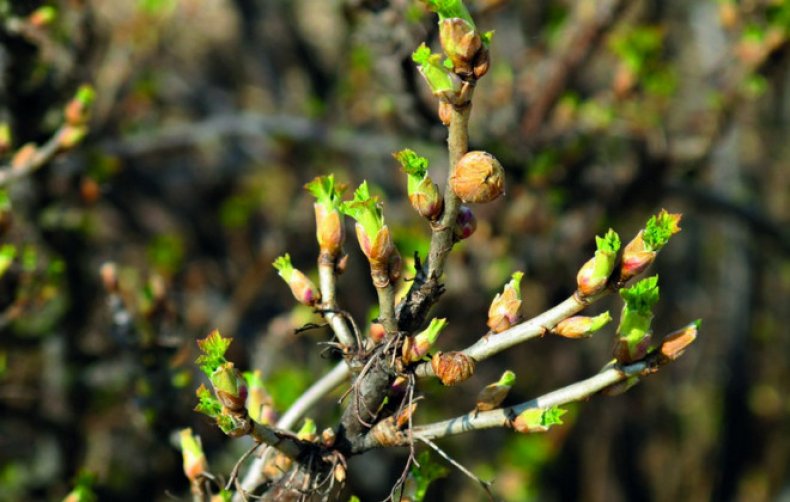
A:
[410, 358, 652, 442]
[397, 103, 472, 333]
[318, 260, 357, 348]
[413, 290, 604, 378]
[0, 125, 68, 187]
[237, 361, 350, 497]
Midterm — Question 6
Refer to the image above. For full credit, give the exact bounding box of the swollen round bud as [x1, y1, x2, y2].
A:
[472, 46, 490, 79]
[450, 151, 505, 203]
[453, 205, 477, 240]
[431, 351, 476, 386]
[439, 18, 482, 75]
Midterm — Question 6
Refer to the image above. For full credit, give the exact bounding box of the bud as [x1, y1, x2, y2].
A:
[438, 101, 452, 126]
[475, 370, 515, 412]
[553, 311, 612, 339]
[487, 271, 523, 333]
[99, 262, 118, 293]
[11, 143, 37, 170]
[472, 44, 491, 79]
[412, 43, 466, 105]
[453, 204, 477, 240]
[340, 183, 398, 284]
[391, 375, 409, 394]
[371, 416, 403, 447]
[576, 229, 620, 297]
[394, 149, 443, 221]
[439, 18, 482, 75]
[210, 362, 247, 412]
[512, 406, 566, 434]
[58, 125, 88, 150]
[244, 370, 277, 425]
[297, 418, 317, 442]
[614, 276, 659, 363]
[0, 244, 15, 279]
[369, 321, 386, 343]
[431, 351, 475, 386]
[273, 253, 321, 306]
[334, 463, 347, 484]
[65, 85, 96, 126]
[322, 427, 336, 447]
[450, 151, 505, 203]
[29, 6, 57, 28]
[0, 123, 11, 154]
[179, 428, 208, 483]
[403, 318, 447, 364]
[395, 402, 419, 429]
[619, 210, 681, 283]
[659, 320, 700, 362]
[305, 175, 346, 259]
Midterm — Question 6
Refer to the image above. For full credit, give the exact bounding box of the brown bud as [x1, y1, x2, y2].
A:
[321, 427, 336, 447]
[450, 151, 505, 203]
[314, 203, 344, 259]
[613, 333, 652, 364]
[438, 101, 453, 126]
[659, 321, 700, 362]
[431, 351, 476, 386]
[453, 205, 477, 240]
[371, 417, 403, 446]
[100, 262, 119, 293]
[11, 143, 37, 170]
[619, 231, 656, 284]
[439, 18, 482, 75]
[369, 322, 386, 343]
[334, 463, 347, 484]
[472, 45, 490, 79]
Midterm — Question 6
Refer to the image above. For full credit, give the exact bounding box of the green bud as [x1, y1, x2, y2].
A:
[179, 428, 207, 482]
[195, 329, 232, 376]
[577, 229, 620, 297]
[421, 0, 474, 25]
[512, 406, 566, 433]
[412, 43, 464, 103]
[273, 253, 321, 306]
[403, 318, 447, 363]
[297, 418, 317, 441]
[614, 276, 660, 362]
[553, 311, 612, 339]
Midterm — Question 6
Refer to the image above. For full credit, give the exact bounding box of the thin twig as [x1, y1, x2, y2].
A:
[236, 362, 350, 499]
[413, 290, 604, 378]
[0, 125, 69, 187]
[318, 261, 356, 347]
[418, 437, 493, 500]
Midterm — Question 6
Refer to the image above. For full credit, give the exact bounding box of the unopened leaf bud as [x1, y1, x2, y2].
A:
[615, 276, 660, 363]
[0, 123, 11, 154]
[99, 262, 118, 293]
[439, 18, 482, 75]
[369, 321, 386, 343]
[322, 427, 336, 447]
[305, 175, 346, 259]
[475, 370, 515, 412]
[619, 210, 681, 283]
[659, 320, 700, 362]
[576, 229, 620, 297]
[403, 318, 447, 364]
[453, 205, 477, 240]
[472, 44, 491, 79]
[334, 463, 347, 484]
[244, 370, 277, 425]
[396, 149, 445, 221]
[179, 428, 207, 483]
[65, 85, 96, 126]
[273, 253, 321, 306]
[450, 151, 505, 203]
[553, 311, 612, 339]
[512, 406, 566, 433]
[431, 351, 476, 386]
[58, 125, 88, 150]
[210, 362, 247, 412]
[371, 416, 403, 446]
[487, 271, 523, 333]
[412, 43, 466, 104]
[297, 418, 317, 442]
[11, 143, 37, 169]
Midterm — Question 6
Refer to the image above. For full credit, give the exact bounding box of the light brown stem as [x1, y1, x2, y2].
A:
[318, 259, 356, 347]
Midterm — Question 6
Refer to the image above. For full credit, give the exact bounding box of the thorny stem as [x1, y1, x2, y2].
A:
[413, 290, 605, 378]
[0, 125, 70, 187]
[318, 258, 356, 348]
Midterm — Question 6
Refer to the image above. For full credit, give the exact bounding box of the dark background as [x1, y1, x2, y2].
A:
[0, 0, 788, 500]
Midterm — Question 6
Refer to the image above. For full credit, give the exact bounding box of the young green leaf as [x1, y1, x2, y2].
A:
[195, 330, 232, 376]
